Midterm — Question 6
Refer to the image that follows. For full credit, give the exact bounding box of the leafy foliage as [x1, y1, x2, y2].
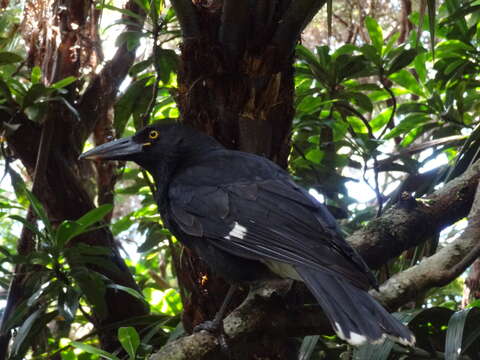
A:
[0, 0, 480, 359]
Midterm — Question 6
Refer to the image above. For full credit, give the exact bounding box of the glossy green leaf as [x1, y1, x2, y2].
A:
[76, 204, 113, 228]
[71, 342, 121, 360]
[118, 327, 140, 360]
[305, 149, 324, 164]
[389, 69, 424, 96]
[114, 77, 151, 136]
[107, 284, 148, 304]
[71, 267, 107, 319]
[31, 66, 41, 84]
[155, 49, 179, 84]
[445, 307, 480, 359]
[0, 51, 22, 66]
[371, 108, 393, 132]
[11, 309, 42, 356]
[384, 114, 430, 139]
[51, 76, 77, 89]
[365, 16, 383, 53]
[298, 335, 320, 360]
[387, 48, 420, 75]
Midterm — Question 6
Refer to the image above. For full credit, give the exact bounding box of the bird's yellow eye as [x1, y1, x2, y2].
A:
[149, 130, 160, 140]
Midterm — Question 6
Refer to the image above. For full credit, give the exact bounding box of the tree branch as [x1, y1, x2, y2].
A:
[77, 0, 146, 148]
[372, 180, 480, 310]
[349, 159, 480, 269]
[272, 0, 327, 64]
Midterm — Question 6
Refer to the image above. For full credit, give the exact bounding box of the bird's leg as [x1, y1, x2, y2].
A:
[194, 285, 237, 358]
[193, 284, 237, 334]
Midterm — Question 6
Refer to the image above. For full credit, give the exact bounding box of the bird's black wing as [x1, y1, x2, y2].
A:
[168, 150, 375, 289]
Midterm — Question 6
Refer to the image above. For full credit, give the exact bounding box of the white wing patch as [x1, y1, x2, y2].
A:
[225, 221, 248, 239]
[334, 322, 371, 346]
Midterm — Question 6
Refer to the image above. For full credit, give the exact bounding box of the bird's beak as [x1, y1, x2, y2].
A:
[79, 136, 144, 160]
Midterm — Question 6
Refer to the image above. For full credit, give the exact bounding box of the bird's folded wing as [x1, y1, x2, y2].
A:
[169, 172, 375, 289]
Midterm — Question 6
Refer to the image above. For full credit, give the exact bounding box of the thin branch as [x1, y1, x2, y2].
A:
[272, 0, 328, 64]
[77, 0, 146, 147]
[379, 77, 397, 139]
[373, 181, 480, 310]
[350, 159, 480, 269]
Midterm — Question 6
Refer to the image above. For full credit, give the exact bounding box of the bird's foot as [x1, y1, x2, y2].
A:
[193, 320, 220, 334]
[194, 321, 230, 358]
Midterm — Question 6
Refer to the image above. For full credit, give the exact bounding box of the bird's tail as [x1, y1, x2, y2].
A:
[296, 266, 415, 346]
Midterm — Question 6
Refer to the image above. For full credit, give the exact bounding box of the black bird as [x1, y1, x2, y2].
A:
[80, 123, 414, 346]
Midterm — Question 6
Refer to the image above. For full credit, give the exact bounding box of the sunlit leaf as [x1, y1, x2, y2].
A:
[365, 17, 383, 53]
[71, 342, 120, 360]
[118, 327, 140, 360]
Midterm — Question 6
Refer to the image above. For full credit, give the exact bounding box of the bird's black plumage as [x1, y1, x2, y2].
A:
[80, 123, 415, 346]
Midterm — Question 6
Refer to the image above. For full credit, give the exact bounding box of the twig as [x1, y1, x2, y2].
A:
[378, 77, 397, 139]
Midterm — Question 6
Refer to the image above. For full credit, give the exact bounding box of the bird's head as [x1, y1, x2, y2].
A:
[79, 123, 220, 170]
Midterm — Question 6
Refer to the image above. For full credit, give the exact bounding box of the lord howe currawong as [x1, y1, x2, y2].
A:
[80, 123, 415, 346]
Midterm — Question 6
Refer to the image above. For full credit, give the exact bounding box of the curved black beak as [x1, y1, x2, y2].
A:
[79, 136, 143, 160]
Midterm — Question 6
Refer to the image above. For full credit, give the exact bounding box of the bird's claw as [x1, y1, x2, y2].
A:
[193, 320, 219, 333]
[194, 321, 230, 358]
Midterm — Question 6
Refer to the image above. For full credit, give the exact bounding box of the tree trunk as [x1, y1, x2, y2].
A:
[171, 1, 326, 357]
[3, 0, 149, 352]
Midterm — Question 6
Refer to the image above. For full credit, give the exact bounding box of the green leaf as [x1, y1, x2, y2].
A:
[371, 108, 393, 132]
[58, 286, 80, 323]
[22, 83, 52, 109]
[445, 307, 480, 358]
[0, 51, 22, 66]
[99, 3, 145, 22]
[155, 49, 179, 84]
[436, 40, 474, 59]
[365, 16, 383, 53]
[359, 44, 382, 67]
[55, 221, 83, 248]
[129, 58, 153, 75]
[55, 205, 111, 247]
[71, 267, 107, 319]
[31, 66, 41, 84]
[107, 284, 148, 304]
[9, 215, 46, 241]
[114, 77, 151, 136]
[71, 342, 120, 360]
[389, 69, 424, 96]
[0, 300, 29, 332]
[383, 114, 430, 140]
[414, 52, 427, 83]
[118, 327, 140, 360]
[387, 48, 420, 75]
[11, 309, 42, 356]
[76, 204, 113, 229]
[298, 335, 320, 360]
[305, 149, 324, 164]
[51, 76, 77, 89]
[25, 190, 53, 235]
